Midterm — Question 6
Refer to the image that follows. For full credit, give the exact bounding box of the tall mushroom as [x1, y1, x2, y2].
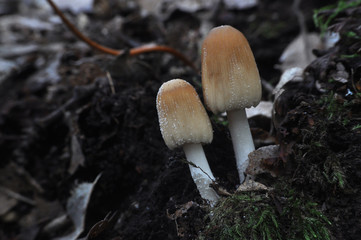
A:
[156, 79, 219, 205]
[201, 25, 262, 183]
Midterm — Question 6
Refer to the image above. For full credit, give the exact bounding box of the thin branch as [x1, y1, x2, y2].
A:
[46, 0, 197, 72]
[0, 186, 35, 206]
[106, 71, 116, 95]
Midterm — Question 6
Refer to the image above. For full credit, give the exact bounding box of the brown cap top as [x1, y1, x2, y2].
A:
[156, 79, 213, 150]
[202, 25, 262, 114]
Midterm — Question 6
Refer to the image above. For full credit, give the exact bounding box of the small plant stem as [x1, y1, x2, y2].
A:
[129, 45, 197, 71]
[227, 109, 255, 184]
[183, 143, 219, 206]
[46, 0, 197, 72]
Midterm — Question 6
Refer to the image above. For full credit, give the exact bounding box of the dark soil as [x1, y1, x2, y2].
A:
[1, 0, 360, 240]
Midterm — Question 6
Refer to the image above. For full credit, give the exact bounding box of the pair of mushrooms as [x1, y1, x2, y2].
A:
[156, 25, 261, 206]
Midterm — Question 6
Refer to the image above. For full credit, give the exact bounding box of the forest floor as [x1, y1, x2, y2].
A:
[0, 0, 360, 239]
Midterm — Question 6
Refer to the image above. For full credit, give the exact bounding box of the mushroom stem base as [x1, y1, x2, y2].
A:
[227, 109, 255, 183]
[183, 143, 219, 206]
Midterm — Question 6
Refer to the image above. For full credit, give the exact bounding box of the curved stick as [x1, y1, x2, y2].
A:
[46, 0, 197, 71]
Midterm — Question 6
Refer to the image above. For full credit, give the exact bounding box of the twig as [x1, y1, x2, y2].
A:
[181, 159, 217, 184]
[46, 0, 197, 72]
[36, 83, 96, 127]
[10, 162, 44, 193]
[81, 211, 118, 240]
[106, 71, 116, 95]
[0, 186, 35, 206]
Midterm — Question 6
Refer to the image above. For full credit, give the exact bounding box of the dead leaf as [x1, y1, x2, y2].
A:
[52, 0, 93, 13]
[65, 112, 85, 175]
[0, 193, 17, 216]
[0, 162, 43, 196]
[224, 0, 258, 10]
[137, 0, 219, 18]
[330, 62, 349, 84]
[273, 67, 304, 100]
[17, 197, 64, 240]
[246, 101, 273, 119]
[82, 211, 118, 240]
[0, 58, 18, 86]
[278, 33, 321, 72]
[236, 179, 270, 192]
[246, 145, 280, 177]
[167, 201, 196, 220]
[166, 201, 197, 238]
[55, 174, 102, 240]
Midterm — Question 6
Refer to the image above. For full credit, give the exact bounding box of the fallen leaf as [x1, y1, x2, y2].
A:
[273, 67, 304, 100]
[246, 145, 281, 177]
[246, 101, 273, 119]
[278, 33, 321, 72]
[65, 112, 85, 175]
[236, 179, 270, 192]
[167, 201, 196, 220]
[55, 174, 102, 240]
[224, 0, 258, 9]
[52, 0, 93, 13]
[0, 193, 17, 216]
[17, 197, 64, 240]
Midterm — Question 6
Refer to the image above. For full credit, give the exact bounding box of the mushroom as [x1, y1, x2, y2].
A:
[201, 25, 262, 183]
[156, 79, 219, 205]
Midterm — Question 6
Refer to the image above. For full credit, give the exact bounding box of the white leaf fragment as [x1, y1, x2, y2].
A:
[55, 174, 101, 240]
[245, 101, 273, 119]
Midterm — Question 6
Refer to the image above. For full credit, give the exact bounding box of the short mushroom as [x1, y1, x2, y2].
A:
[201, 25, 262, 183]
[156, 79, 219, 206]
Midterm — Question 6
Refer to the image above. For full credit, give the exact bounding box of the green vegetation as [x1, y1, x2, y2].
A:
[317, 92, 351, 121]
[198, 2, 361, 239]
[290, 92, 349, 193]
[313, 0, 361, 36]
[211, 114, 228, 126]
[200, 81, 357, 240]
[323, 155, 346, 189]
[345, 31, 361, 39]
[352, 124, 361, 130]
[340, 53, 361, 59]
[199, 191, 331, 240]
[283, 191, 331, 240]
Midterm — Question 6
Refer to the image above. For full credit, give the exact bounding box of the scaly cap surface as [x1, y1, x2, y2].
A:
[156, 79, 213, 150]
[202, 25, 262, 113]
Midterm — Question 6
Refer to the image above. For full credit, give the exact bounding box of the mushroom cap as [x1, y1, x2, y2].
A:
[156, 79, 213, 150]
[202, 25, 262, 114]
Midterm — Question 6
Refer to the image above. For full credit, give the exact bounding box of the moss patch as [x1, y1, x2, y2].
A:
[199, 190, 331, 240]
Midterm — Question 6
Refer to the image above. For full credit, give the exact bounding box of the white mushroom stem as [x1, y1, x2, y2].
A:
[227, 109, 255, 183]
[183, 143, 219, 206]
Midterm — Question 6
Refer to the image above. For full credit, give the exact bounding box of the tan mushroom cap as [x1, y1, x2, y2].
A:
[156, 79, 213, 150]
[202, 25, 262, 114]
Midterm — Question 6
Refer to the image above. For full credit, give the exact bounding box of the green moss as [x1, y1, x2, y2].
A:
[322, 155, 346, 189]
[313, 0, 361, 36]
[199, 192, 280, 240]
[352, 124, 361, 130]
[211, 114, 228, 127]
[282, 191, 331, 240]
[345, 31, 361, 39]
[199, 191, 331, 240]
[292, 128, 347, 194]
[317, 92, 351, 122]
[340, 54, 361, 59]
